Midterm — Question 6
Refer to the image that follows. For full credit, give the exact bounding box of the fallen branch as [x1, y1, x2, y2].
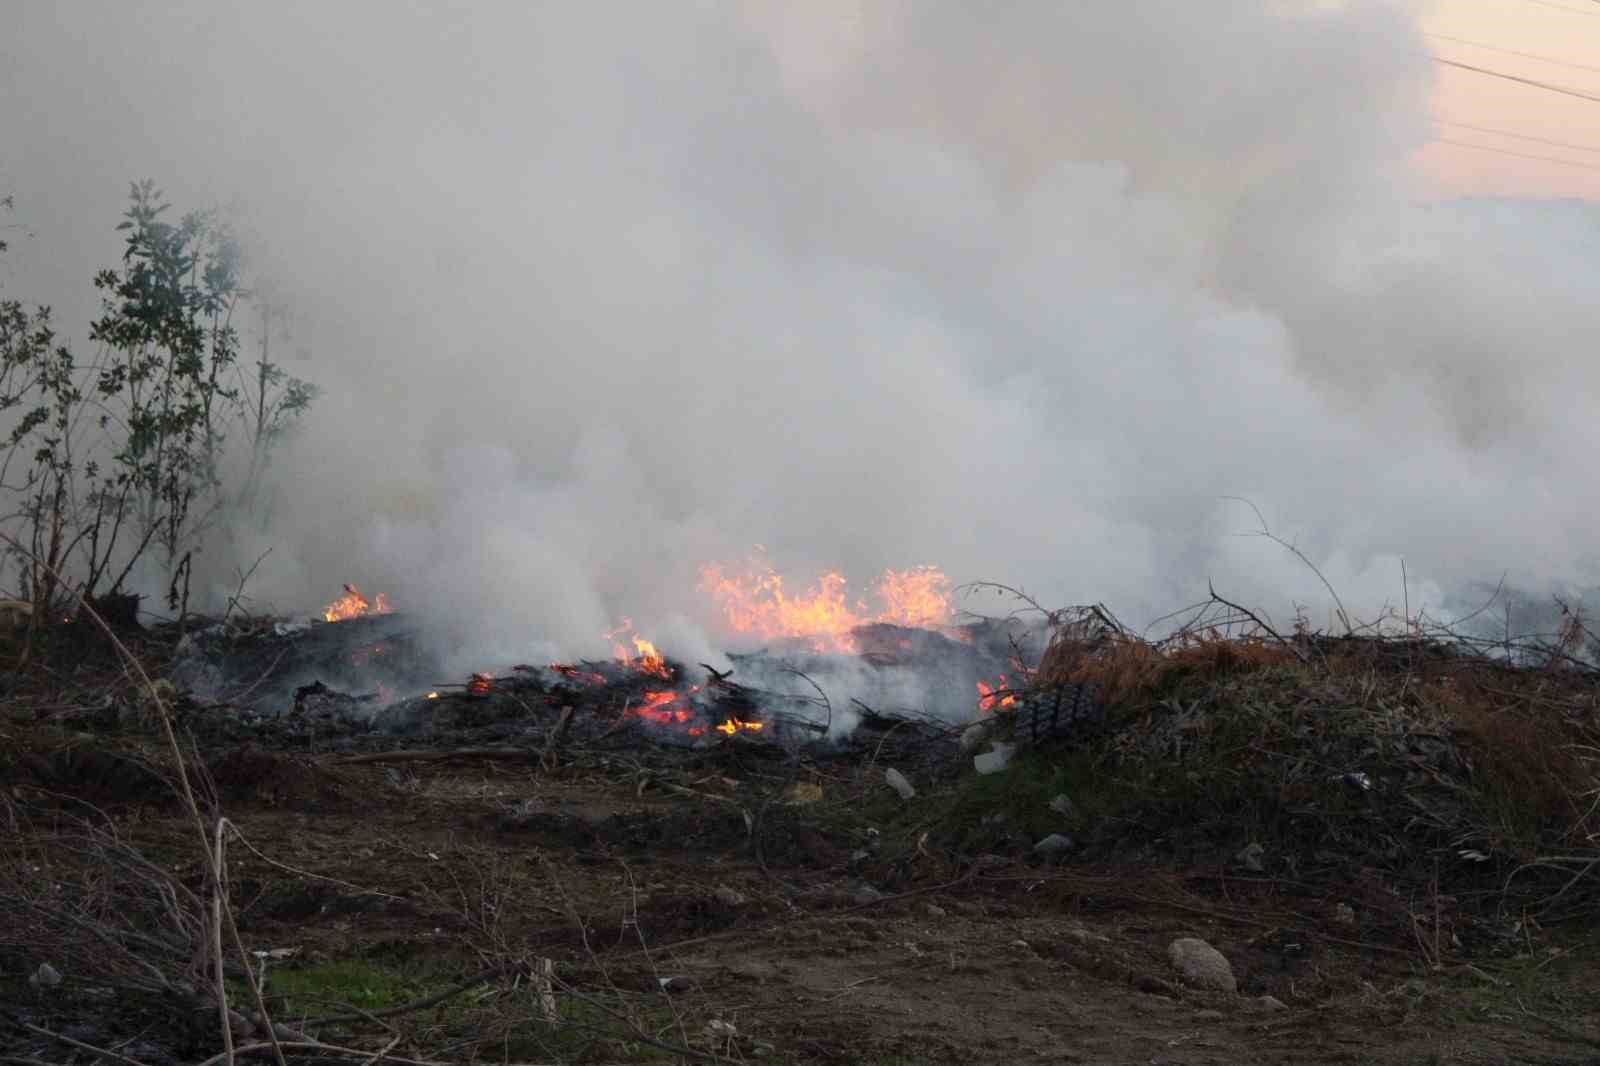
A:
[539, 704, 574, 772]
[18, 1022, 151, 1066]
[336, 747, 541, 766]
[0, 533, 289, 1066]
[1207, 581, 1311, 664]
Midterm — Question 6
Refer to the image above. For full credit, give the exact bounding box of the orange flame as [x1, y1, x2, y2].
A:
[631, 636, 670, 679]
[605, 619, 673, 679]
[875, 565, 953, 629]
[323, 583, 392, 622]
[977, 676, 1018, 713]
[468, 672, 493, 697]
[698, 554, 950, 651]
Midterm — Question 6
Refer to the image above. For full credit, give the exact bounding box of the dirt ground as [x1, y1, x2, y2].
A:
[8, 717, 1600, 1066]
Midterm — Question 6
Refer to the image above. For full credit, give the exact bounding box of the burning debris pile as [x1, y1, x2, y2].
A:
[171, 584, 440, 735]
[171, 561, 1103, 761]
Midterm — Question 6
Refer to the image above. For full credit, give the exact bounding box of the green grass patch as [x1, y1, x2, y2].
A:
[230, 958, 442, 1019]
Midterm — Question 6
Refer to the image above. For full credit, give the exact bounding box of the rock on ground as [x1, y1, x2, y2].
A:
[1167, 937, 1237, 993]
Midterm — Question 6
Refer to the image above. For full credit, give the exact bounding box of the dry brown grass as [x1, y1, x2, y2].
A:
[1412, 667, 1600, 851]
[1035, 628, 1302, 709]
[1020, 614, 1600, 920]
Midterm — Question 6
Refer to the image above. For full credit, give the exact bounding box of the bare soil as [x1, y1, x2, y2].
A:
[7, 719, 1600, 1066]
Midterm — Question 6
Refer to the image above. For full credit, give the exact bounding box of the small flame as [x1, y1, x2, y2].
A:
[323, 583, 392, 622]
[468, 672, 493, 697]
[605, 619, 672, 678]
[426, 691, 440, 700]
[977, 676, 1018, 713]
[715, 718, 765, 735]
[630, 636, 670, 679]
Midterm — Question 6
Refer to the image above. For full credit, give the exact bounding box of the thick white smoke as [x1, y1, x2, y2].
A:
[4, 1, 1598, 666]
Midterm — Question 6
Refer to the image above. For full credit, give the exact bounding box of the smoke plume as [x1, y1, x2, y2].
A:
[5, 1, 1598, 666]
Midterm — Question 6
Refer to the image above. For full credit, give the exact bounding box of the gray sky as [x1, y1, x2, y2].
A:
[5, 1, 1598, 661]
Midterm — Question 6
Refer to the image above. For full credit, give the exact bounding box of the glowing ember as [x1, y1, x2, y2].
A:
[698, 553, 951, 651]
[426, 691, 440, 700]
[715, 718, 765, 735]
[634, 689, 693, 725]
[468, 672, 493, 697]
[323, 583, 392, 623]
[977, 676, 1018, 713]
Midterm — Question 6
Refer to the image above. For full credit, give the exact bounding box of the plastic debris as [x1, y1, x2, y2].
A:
[974, 742, 1016, 775]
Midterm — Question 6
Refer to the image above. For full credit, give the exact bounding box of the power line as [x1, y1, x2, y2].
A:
[1431, 136, 1600, 171]
[1433, 55, 1600, 104]
[1425, 32, 1600, 75]
[1521, 0, 1600, 17]
[1435, 117, 1600, 154]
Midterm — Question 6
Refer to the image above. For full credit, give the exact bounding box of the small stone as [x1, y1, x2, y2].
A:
[849, 882, 885, 906]
[885, 768, 916, 799]
[924, 903, 947, 917]
[1167, 937, 1236, 993]
[1257, 995, 1288, 1012]
[1048, 793, 1079, 819]
[1034, 833, 1076, 861]
[713, 884, 746, 907]
[1194, 1008, 1226, 1021]
[29, 962, 62, 989]
[1333, 902, 1357, 927]
[1235, 842, 1265, 873]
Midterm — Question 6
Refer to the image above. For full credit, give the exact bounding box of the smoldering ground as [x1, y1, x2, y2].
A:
[5, 1, 1600, 667]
